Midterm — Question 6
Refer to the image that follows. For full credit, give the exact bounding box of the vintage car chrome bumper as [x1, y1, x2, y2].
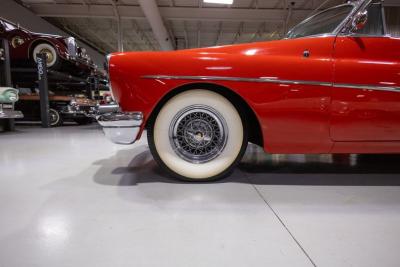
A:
[0, 109, 24, 119]
[97, 111, 143, 145]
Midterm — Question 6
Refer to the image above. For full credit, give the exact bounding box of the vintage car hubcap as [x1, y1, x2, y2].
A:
[49, 110, 58, 124]
[40, 48, 54, 64]
[169, 105, 228, 164]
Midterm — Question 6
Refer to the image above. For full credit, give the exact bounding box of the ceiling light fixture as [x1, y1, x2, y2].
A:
[203, 0, 234, 4]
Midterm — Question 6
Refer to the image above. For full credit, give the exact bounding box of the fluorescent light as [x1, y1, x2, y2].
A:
[203, 0, 233, 4]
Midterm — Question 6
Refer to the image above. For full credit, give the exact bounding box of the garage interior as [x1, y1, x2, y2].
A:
[1, 0, 400, 266]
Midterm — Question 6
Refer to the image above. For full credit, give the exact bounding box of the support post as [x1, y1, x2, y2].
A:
[36, 53, 50, 128]
[1, 39, 12, 87]
[94, 76, 99, 100]
[117, 16, 124, 52]
[1, 38, 15, 131]
[87, 76, 94, 99]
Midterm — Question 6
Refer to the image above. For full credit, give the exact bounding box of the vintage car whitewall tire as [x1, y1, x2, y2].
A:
[32, 43, 59, 68]
[148, 89, 248, 181]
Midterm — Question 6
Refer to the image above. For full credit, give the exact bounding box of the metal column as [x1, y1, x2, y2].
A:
[1, 38, 15, 131]
[1, 39, 11, 87]
[36, 53, 50, 128]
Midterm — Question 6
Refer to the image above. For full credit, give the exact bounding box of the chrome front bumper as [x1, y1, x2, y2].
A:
[0, 109, 24, 119]
[97, 111, 143, 145]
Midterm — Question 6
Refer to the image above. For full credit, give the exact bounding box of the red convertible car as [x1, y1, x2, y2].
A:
[0, 17, 95, 76]
[98, 0, 400, 181]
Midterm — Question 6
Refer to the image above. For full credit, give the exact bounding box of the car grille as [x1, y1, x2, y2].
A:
[66, 37, 77, 57]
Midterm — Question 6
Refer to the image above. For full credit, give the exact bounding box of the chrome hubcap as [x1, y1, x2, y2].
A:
[169, 105, 228, 164]
[49, 110, 58, 124]
[39, 48, 54, 64]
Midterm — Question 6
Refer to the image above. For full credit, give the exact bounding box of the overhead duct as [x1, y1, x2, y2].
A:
[138, 0, 174, 51]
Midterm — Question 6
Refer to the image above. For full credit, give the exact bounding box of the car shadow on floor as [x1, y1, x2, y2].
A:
[92, 144, 400, 187]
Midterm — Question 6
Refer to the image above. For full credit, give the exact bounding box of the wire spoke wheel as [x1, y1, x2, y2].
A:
[169, 105, 228, 164]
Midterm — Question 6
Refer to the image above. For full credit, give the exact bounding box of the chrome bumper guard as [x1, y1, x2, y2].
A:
[98, 104, 119, 114]
[97, 112, 143, 145]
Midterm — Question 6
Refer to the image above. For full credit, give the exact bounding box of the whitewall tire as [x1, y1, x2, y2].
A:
[32, 43, 59, 68]
[148, 89, 248, 181]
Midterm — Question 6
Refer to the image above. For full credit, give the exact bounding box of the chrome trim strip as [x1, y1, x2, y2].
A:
[142, 75, 400, 93]
[142, 75, 332, 87]
[335, 83, 400, 92]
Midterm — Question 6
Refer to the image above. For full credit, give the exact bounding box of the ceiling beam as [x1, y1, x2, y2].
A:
[138, 0, 174, 50]
[27, 4, 312, 22]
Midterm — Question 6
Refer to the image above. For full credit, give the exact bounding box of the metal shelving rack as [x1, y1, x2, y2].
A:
[10, 58, 107, 128]
[1, 36, 109, 129]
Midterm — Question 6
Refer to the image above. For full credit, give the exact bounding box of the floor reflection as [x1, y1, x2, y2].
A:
[90, 143, 400, 187]
[239, 144, 400, 186]
[241, 144, 400, 174]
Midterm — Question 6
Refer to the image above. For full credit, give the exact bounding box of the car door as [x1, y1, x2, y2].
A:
[331, 1, 400, 141]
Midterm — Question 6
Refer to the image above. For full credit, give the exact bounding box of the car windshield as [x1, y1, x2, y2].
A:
[286, 4, 354, 39]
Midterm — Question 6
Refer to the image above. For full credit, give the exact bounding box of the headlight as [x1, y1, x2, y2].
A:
[11, 36, 25, 48]
[8, 92, 17, 102]
[65, 37, 77, 57]
[70, 98, 77, 106]
[2, 90, 19, 103]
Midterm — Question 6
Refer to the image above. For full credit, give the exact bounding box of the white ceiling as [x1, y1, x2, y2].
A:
[17, 0, 344, 54]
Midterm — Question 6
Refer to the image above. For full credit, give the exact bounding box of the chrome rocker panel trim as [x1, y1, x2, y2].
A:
[97, 112, 143, 145]
[142, 75, 400, 93]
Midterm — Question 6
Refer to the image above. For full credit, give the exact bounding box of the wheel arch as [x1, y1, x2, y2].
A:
[145, 82, 264, 147]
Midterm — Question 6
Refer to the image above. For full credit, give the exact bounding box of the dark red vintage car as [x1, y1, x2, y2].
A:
[98, 0, 400, 181]
[0, 17, 96, 76]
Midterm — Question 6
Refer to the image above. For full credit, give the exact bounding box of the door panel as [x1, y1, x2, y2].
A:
[331, 36, 400, 141]
[237, 37, 335, 153]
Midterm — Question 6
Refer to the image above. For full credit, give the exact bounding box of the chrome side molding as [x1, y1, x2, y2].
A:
[142, 75, 400, 93]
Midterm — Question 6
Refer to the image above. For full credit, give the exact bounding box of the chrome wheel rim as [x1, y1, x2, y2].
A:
[169, 105, 228, 164]
[49, 110, 58, 125]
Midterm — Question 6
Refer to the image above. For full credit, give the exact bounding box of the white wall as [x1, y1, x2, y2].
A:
[0, 0, 105, 68]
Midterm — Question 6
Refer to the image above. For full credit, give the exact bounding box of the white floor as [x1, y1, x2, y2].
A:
[1, 124, 400, 267]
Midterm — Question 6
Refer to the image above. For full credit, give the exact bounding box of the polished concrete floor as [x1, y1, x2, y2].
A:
[1, 124, 400, 267]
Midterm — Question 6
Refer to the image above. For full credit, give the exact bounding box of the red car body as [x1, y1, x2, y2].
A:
[107, 0, 400, 155]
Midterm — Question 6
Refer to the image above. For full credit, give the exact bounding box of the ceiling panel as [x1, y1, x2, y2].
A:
[17, 0, 344, 54]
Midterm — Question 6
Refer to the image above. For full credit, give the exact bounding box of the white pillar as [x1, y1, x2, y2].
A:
[138, 0, 174, 50]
